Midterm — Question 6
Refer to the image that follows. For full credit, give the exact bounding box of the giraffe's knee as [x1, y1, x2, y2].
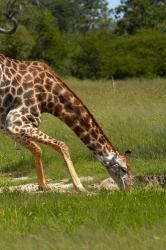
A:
[57, 141, 69, 154]
[32, 145, 42, 158]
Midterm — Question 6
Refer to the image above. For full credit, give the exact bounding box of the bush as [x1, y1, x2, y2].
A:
[0, 25, 35, 59]
[71, 29, 166, 79]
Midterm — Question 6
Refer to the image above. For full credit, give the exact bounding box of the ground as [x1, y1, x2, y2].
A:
[0, 78, 166, 249]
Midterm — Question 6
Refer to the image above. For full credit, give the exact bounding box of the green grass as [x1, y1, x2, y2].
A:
[0, 190, 166, 250]
[0, 78, 166, 249]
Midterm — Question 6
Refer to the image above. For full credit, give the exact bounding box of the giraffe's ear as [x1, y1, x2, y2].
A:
[124, 150, 132, 156]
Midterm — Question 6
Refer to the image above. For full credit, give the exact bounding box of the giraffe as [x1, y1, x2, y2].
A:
[0, 54, 133, 192]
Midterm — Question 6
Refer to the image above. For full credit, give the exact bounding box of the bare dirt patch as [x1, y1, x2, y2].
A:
[0, 176, 118, 193]
[0, 175, 165, 193]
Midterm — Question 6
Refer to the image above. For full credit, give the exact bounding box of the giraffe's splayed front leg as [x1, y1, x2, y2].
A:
[5, 110, 86, 193]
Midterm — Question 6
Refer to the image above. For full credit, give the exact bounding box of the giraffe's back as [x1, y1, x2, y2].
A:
[0, 55, 50, 128]
[0, 54, 72, 129]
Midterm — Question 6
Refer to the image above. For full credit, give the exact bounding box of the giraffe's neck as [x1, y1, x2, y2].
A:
[43, 75, 116, 166]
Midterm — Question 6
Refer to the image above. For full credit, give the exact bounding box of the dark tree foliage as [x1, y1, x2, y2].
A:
[114, 0, 166, 34]
[36, 0, 112, 33]
[0, 0, 166, 79]
[71, 29, 166, 79]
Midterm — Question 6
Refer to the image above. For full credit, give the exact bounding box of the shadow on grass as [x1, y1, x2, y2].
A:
[0, 159, 34, 177]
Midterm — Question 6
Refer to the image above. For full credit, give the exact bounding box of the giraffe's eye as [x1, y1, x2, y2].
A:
[121, 167, 127, 173]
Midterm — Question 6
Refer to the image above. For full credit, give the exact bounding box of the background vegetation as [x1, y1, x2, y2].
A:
[0, 0, 166, 79]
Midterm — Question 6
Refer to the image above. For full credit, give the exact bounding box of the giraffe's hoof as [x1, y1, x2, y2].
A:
[38, 184, 50, 191]
[76, 185, 87, 193]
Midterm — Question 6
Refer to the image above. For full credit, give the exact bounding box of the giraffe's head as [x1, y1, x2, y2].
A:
[106, 150, 133, 189]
